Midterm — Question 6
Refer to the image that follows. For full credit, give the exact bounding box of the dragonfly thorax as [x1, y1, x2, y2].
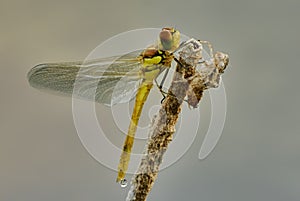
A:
[140, 49, 173, 82]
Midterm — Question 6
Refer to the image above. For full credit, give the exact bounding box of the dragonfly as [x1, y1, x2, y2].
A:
[28, 27, 182, 183]
[27, 27, 229, 184]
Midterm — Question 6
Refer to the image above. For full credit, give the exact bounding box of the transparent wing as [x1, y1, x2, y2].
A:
[111, 71, 142, 105]
[27, 51, 143, 105]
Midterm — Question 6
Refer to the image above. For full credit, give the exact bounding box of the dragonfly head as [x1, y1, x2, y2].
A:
[214, 51, 229, 73]
[159, 27, 180, 51]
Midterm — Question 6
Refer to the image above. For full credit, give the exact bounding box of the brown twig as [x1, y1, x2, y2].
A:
[126, 39, 203, 201]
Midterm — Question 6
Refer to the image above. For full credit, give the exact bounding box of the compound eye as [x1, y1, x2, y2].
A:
[159, 29, 173, 50]
[159, 30, 172, 42]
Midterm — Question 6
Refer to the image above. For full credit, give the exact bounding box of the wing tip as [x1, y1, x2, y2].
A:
[27, 63, 52, 87]
[27, 63, 43, 85]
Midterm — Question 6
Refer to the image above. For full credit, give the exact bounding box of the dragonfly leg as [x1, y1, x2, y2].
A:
[154, 78, 167, 102]
[159, 68, 169, 90]
[173, 57, 184, 68]
[155, 77, 191, 104]
[155, 58, 193, 104]
[155, 57, 198, 104]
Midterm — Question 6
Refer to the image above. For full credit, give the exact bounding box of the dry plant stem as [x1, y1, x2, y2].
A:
[126, 57, 200, 201]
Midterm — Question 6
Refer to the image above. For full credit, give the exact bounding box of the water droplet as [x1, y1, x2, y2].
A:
[119, 178, 128, 188]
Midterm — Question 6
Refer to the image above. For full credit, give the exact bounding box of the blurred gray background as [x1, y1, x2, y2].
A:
[1, 0, 300, 201]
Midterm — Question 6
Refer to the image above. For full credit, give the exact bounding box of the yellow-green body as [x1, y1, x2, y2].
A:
[117, 50, 173, 182]
[116, 28, 180, 182]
